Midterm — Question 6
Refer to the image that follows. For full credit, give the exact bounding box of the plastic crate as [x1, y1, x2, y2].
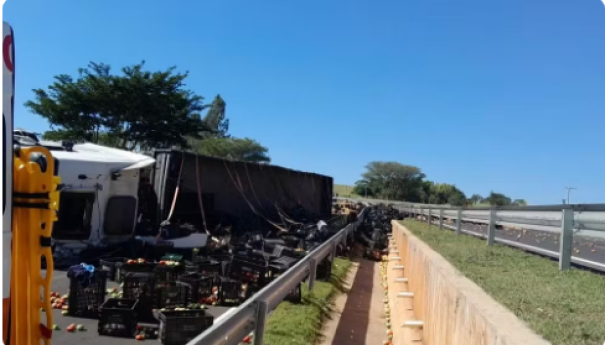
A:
[122, 272, 157, 322]
[209, 254, 233, 276]
[155, 264, 185, 282]
[98, 298, 138, 338]
[248, 250, 273, 262]
[99, 257, 128, 282]
[267, 258, 302, 304]
[271, 245, 299, 258]
[68, 270, 107, 318]
[118, 261, 156, 283]
[218, 277, 243, 306]
[184, 258, 222, 276]
[178, 273, 216, 303]
[270, 256, 298, 272]
[227, 256, 271, 291]
[158, 309, 214, 345]
[209, 253, 233, 264]
[154, 281, 190, 309]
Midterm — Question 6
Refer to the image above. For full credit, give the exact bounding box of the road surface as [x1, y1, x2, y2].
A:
[44, 270, 232, 345]
[448, 221, 605, 265]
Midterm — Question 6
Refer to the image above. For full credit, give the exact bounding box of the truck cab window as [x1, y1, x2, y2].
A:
[53, 192, 95, 240]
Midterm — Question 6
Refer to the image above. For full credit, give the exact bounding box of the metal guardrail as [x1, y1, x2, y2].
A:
[397, 204, 605, 273]
[186, 207, 370, 345]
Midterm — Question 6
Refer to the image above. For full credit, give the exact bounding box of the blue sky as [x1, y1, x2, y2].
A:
[5, 0, 605, 204]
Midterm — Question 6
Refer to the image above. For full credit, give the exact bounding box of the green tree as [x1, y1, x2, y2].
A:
[447, 193, 467, 206]
[191, 137, 270, 163]
[418, 180, 434, 203]
[357, 161, 426, 201]
[352, 179, 375, 197]
[512, 199, 528, 206]
[469, 194, 483, 205]
[202, 95, 230, 138]
[26, 61, 213, 150]
[487, 191, 512, 206]
[419, 182, 467, 206]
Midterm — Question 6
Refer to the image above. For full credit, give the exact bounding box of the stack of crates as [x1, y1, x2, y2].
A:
[269, 256, 302, 303]
[68, 270, 108, 318]
[122, 272, 158, 322]
[179, 273, 216, 304]
[99, 257, 128, 282]
[227, 256, 271, 296]
[184, 256, 222, 276]
[217, 277, 244, 306]
[118, 261, 156, 283]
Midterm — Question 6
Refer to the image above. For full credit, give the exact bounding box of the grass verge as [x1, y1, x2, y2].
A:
[264, 257, 352, 345]
[333, 184, 362, 199]
[401, 219, 605, 345]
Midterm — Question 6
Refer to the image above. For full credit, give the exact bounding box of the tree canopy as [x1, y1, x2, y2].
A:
[201, 95, 230, 139]
[27, 61, 272, 163]
[352, 162, 425, 201]
[26, 61, 214, 150]
[191, 137, 271, 163]
[352, 161, 525, 206]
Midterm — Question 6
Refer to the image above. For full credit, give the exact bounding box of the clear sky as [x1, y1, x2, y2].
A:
[4, 0, 605, 205]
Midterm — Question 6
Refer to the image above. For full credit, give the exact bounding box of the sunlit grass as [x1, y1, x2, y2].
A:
[402, 219, 605, 345]
[264, 258, 352, 345]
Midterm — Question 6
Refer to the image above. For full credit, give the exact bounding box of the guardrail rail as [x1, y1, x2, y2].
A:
[395, 203, 605, 272]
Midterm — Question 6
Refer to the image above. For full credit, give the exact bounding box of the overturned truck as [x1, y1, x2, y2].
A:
[149, 150, 334, 235]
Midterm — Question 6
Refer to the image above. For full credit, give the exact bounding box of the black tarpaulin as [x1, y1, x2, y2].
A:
[152, 150, 333, 234]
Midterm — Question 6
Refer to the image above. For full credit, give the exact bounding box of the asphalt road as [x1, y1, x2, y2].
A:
[443, 221, 605, 265]
[45, 270, 233, 345]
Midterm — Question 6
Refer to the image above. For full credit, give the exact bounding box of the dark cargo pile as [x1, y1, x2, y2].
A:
[354, 204, 404, 260]
[58, 211, 352, 344]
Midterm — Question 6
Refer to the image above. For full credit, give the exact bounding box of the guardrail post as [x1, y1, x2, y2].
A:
[439, 209, 444, 229]
[559, 209, 574, 271]
[487, 208, 496, 246]
[427, 208, 432, 226]
[455, 208, 462, 235]
[309, 258, 317, 291]
[253, 300, 269, 345]
[325, 242, 337, 282]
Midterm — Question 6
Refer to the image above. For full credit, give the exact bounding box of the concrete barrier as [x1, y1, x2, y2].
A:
[387, 221, 551, 345]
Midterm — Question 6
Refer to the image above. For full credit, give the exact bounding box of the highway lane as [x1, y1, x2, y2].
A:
[434, 220, 605, 265]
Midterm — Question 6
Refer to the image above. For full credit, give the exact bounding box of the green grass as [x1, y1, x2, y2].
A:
[401, 219, 605, 345]
[333, 184, 362, 198]
[264, 258, 352, 345]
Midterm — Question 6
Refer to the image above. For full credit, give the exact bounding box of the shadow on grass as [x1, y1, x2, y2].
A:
[302, 295, 339, 321]
[331, 274, 352, 293]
